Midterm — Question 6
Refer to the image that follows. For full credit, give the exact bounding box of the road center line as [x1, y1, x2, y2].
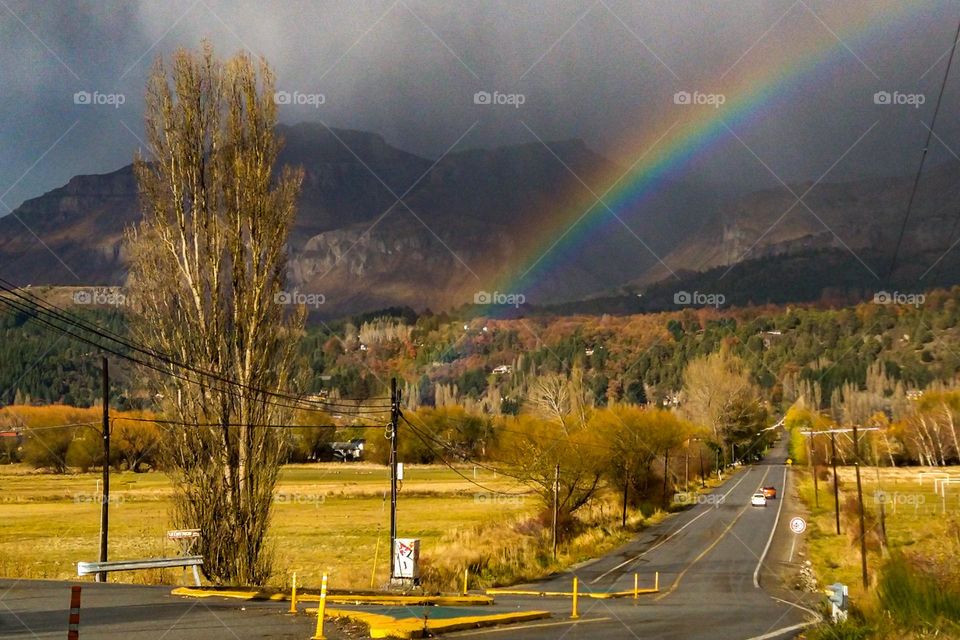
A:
[591, 467, 754, 584]
[753, 464, 788, 588]
[655, 466, 771, 601]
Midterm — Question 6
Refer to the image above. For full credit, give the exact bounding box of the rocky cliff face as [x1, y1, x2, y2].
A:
[1, 124, 691, 314]
[10, 121, 949, 316]
[637, 161, 960, 286]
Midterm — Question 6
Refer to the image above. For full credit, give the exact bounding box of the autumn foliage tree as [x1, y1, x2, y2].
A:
[128, 44, 305, 585]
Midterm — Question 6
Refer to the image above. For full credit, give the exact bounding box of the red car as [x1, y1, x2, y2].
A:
[762, 486, 777, 499]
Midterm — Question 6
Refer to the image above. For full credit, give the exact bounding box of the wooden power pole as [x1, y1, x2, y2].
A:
[853, 424, 868, 588]
[98, 357, 110, 582]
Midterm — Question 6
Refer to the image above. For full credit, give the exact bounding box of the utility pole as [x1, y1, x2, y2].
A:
[389, 378, 399, 582]
[552, 463, 560, 559]
[698, 445, 705, 488]
[830, 432, 841, 535]
[98, 357, 109, 583]
[662, 450, 670, 509]
[853, 424, 868, 588]
[873, 438, 887, 548]
[808, 432, 819, 508]
[621, 465, 629, 528]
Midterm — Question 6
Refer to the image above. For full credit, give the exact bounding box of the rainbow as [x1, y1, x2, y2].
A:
[487, 0, 931, 304]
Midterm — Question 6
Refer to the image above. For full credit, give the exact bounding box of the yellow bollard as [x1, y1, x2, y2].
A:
[633, 573, 639, 599]
[571, 577, 580, 619]
[655, 571, 660, 592]
[312, 573, 328, 640]
[463, 568, 469, 595]
[289, 571, 298, 614]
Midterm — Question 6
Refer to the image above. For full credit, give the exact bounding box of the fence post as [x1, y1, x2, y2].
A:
[463, 568, 469, 595]
[655, 571, 660, 592]
[633, 573, 638, 599]
[67, 586, 81, 640]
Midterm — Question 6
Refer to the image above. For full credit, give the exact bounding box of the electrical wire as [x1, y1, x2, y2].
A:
[112, 415, 389, 429]
[5, 421, 101, 433]
[0, 278, 391, 411]
[0, 292, 376, 417]
[398, 412, 527, 481]
[399, 414, 530, 496]
[0, 286, 390, 415]
[887, 16, 960, 282]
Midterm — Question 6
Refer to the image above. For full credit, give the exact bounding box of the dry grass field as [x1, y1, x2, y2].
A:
[798, 465, 960, 598]
[0, 463, 535, 590]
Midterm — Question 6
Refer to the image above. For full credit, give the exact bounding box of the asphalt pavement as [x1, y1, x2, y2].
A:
[0, 440, 821, 640]
[450, 439, 822, 640]
[0, 578, 325, 639]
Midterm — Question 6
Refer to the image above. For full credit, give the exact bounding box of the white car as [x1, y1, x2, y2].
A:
[751, 492, 767, 507]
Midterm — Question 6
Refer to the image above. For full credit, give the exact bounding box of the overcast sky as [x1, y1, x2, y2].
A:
[1, 0, 959, 213]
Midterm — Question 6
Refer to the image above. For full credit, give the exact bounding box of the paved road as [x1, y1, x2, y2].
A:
[452, 439, 821, 639]
[0, 579, 326, 639]
[0, 440, 819, 640]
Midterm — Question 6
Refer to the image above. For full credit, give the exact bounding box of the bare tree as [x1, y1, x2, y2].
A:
[127, 43, 304, 585]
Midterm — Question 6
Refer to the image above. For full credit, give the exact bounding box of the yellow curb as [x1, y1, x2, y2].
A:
[485, 588, 658, 599]
[171, 587, 494, 606]
[311, 607, 551, 639]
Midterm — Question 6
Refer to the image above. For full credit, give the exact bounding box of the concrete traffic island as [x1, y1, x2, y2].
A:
[307, 605, 551, 639]
[171, 586, 494, 606]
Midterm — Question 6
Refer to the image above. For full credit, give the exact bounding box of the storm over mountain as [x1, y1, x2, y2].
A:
[2, 1, 960, 211]
[2, 1, 960, 314]
[2, 122, 959, 316]
[0, 124, 721, 313]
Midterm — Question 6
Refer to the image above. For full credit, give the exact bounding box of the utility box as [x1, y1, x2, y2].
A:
[826, 583, 849, 622]
[393, 538, 420, 582]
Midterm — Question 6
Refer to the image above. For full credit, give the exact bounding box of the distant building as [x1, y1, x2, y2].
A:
[331, 439, 366, 461]
[492, 365, 513, 375]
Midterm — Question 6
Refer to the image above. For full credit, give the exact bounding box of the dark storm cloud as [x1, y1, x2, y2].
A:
[1, 0, 958, 212]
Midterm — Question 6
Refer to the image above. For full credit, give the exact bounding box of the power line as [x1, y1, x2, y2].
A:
[0, 279, 391, 411]
[5, 421, 101, 433]
[399, 414, 529, 495]
[398, 412, 526, 482]
[113, 415, 389, 429]
[0, 285, 390, 414]
[0, 293, 374, 417]
[887, 16, 960, 282]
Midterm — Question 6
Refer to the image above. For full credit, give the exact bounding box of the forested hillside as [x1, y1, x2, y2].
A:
[2, 287, 959, 414]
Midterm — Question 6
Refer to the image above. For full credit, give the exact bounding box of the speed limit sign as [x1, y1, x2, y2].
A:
[789, 516, 807, 534]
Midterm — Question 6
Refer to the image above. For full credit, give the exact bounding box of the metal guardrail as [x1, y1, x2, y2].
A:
[77, 556, 203, 586]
